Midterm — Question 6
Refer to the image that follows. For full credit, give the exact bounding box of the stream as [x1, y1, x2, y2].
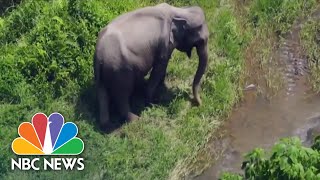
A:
[196, 10, 320, 180]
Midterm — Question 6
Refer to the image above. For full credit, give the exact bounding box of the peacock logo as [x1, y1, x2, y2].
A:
[12, 113, 84, 155]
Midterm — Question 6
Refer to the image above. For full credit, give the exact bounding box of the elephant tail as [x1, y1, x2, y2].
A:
[98, 86, 110, 131]
[94, 50, 110, 131]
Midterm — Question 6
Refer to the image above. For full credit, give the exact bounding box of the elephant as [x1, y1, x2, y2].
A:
[94, 3, 209, 130]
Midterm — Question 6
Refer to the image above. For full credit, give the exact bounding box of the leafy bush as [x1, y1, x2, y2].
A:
[221, 137, 320, 179]
[0, 0, 46, 44]
[0, 0, 138, 103]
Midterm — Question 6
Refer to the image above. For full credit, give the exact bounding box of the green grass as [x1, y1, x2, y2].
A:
[234, 0, 318, 98]
[301, 19, 320, 93]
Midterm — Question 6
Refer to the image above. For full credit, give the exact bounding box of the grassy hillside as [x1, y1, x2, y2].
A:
[0, 0, 317, 179]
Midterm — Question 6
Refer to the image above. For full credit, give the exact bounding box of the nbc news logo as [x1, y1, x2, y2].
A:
[11, 113, 84, 170]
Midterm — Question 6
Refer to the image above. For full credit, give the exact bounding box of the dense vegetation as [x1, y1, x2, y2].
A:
[221, 137, 320, 179]
[0, 0, 318, 179]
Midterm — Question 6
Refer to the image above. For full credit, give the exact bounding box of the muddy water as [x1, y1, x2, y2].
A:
[196, 12, 320, 179]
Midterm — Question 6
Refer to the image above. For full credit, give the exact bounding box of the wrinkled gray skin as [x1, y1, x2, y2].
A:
[94, 3, 209, 130]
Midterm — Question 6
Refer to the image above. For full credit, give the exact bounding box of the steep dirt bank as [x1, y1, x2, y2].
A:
[196, 10, 320, 179]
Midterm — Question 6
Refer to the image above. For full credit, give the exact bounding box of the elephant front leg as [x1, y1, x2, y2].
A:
[145, 60, 169, 105]
[158, 73, 166, 88]
[114, 95, 139, 123]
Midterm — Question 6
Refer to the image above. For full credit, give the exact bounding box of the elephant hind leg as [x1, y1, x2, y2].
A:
[111, 70, 139, 122]
[98, 84, 110, 131]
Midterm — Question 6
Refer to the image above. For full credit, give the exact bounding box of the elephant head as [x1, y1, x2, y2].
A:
[169, 6, 209, 106]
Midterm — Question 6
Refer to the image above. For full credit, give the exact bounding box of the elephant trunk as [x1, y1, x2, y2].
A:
[192, 42, 208, 106]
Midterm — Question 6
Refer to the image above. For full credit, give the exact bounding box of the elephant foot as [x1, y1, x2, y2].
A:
[100, 122, 113, 133]
[144, 95, 162, 106]
[127, 112, 139, 122]
[133, 79, 148, 97]
[144, 93, 153, 107]
[144, 89, 162, 106]
[191, 97, 202, 106]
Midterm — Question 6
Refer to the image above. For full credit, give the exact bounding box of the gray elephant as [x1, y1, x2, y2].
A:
[94, 3, 209, 130]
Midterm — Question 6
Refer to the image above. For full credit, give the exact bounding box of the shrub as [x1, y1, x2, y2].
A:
[0, 0, 138, 102]
[221, 137, 320, 179]
[0, 0, 46, 44]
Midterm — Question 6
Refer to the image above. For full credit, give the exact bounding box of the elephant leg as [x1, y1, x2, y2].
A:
[148, 72, 167, 104]
[146, 60, 169, 104]
[98, 84, 110, 130]
[158, 73, 166, 88]
[111, 70, 139, 122]
[133, 75, 147, 97]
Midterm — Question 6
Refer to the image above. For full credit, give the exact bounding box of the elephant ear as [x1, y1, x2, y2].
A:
[170, 17, 187, 45]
